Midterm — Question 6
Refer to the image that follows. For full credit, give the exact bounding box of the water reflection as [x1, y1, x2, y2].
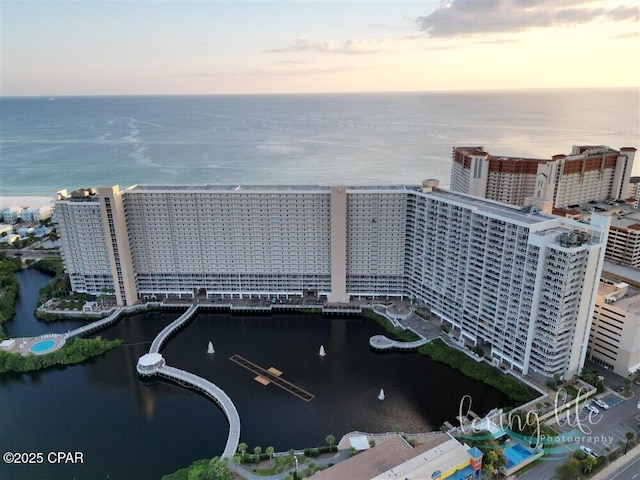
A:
[2, 270, 511, 479]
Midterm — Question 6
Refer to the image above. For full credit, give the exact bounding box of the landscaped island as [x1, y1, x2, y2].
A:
[0, 336, 122, 373]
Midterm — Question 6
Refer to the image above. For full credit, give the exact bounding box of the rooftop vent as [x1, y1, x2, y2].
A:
[558, 230, 590, 248]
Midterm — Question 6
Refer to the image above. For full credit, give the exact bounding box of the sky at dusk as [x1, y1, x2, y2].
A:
[1, 0, 639, 96]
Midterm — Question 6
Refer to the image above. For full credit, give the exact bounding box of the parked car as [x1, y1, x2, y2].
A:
[593, 399, 609, 410]
[579, 446, 599, 458]
[585, 403, 600, 414]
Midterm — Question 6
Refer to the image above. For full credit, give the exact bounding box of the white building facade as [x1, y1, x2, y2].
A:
[56, 182, 610, 379]
[404, 189, 609, 379]
[588, 282, 640, 377]
[55, 196, 114, 295]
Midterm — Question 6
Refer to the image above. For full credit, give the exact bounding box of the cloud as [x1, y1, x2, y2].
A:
[606, 5, 639, 21]
[417, 0, 638, 38]
[269, 35, 384, 55]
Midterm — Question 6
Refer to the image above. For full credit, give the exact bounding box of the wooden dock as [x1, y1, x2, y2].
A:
[230, 354, 314, 402]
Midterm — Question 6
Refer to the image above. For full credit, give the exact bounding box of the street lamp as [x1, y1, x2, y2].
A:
[294, 455, 299, 479]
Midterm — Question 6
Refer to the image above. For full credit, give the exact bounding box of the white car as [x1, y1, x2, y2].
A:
[579, 446, 599, 458]
[585, 403, 599, 414]
[593, 399, 609, 410]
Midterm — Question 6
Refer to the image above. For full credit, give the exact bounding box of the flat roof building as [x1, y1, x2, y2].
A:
[56, 181, 610, 380]
[629, 176, 640, 208]
[588, 282, 640, 377]
[311, 434, 482, 480]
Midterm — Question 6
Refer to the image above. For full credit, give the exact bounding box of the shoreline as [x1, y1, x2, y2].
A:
[0, 195, 55, 209]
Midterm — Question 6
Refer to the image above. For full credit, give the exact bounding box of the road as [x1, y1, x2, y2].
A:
[6, 249, 60, 259]
[603, 452, 640, 480]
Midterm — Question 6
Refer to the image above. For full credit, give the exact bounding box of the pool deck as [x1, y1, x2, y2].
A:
[0, 334, 67, 355]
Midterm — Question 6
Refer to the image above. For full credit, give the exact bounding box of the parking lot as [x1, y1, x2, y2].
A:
[549, 388, 639, 458]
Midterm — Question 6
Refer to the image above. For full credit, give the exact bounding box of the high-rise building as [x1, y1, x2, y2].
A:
[628, 176, 640, 208]
[56, 181, 610, 379]
[451, 146, 636, 208]
[588, 282, 640, 377]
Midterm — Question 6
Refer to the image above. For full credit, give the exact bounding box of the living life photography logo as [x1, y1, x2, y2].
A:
[456, 387, 614, 461]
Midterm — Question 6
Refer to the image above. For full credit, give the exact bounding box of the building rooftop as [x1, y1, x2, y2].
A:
[454, 146, 488, 156]
[310, 436, 417, 480]
[427, 189, 557, 225]
[127, 184, 419, 193]
[609, 210, 640, 231]
[613, 295, 640, 317]
[551, 199, 639, 226]
[602, 259, 640, 287]
[313, 434, 467, 480]
[599, 281, 640, 316]
[371, 436, 477, 480]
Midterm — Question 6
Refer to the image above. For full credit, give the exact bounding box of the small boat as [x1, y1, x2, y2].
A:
[207, 341, 215, 354]
[378, 388, 385, 400]
[319, 345, 326, 356]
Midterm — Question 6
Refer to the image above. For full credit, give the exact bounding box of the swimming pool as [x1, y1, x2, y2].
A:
[30, 339, 56, 353]
[504, 444, 534, 468]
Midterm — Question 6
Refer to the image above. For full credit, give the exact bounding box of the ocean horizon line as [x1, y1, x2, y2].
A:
[1, 85, 637, 100]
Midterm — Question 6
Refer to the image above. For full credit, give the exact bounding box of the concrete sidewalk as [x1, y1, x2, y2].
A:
[228, 450, 351, 480]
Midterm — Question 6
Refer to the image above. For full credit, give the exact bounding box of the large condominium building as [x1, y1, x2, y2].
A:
[56, 182, 610, 380]
[588, 282, 640, 377]
[629, 176, 640, 208]
[451, 145, 636, 208]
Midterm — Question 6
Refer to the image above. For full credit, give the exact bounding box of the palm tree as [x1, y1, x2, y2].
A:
[582, 454, 597, 474]
[307, 460, 317, 475]
[207, 457, 231, 480]
[326, 434, 336, 450]
[624, 432, 635, 454]
[254, 445, 262, 462]
[238, 442, 247, 462]
[266, 446, 275, 462]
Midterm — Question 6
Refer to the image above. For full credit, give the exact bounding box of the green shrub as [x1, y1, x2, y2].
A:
[0, 253, 22, 336]
[418, 339, 536, 404]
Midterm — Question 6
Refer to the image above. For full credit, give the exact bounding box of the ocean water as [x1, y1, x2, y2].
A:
[0, 88, 638, 197]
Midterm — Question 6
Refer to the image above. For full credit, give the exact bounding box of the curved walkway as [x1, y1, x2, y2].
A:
[369, 304, 428, 351]
[369, 334, 427, 351]
[150, 303, 199, 353]
[138, 302, 241, 460]
[158, 365, 240, 459]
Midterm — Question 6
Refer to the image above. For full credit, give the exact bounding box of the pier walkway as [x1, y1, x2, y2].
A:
[150, 304, 198, 353]
[369, 334, 428, 351]
[369, 303, 429, 351]
[65, 307, 124, 338]
[158, 365, 240, 459]
[137, 302, 241, 460]
[230, 354, 314, 402]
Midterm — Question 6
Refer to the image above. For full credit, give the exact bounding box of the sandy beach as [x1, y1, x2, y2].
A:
[0, 196, 55, 209]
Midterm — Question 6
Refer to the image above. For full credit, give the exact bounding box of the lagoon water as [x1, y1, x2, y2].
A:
[1, 269, 510, 480]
